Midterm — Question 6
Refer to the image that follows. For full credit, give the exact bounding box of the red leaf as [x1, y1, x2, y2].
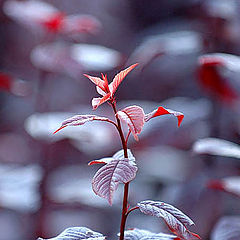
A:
[109, 63, 139, 95]
[198, 54, 239, 104]
[41, 12, 64, 32]
[207, 176, 240, 198]
[53, 114, 111, 134]
[138, 200, 200, 240]
[116, 105, 145, 141]
[83, 63, 138, 109]
[0, 73, 12, 91]
[92, 159, 137, 205]
[145, 106, 184, 127]
[84, 74, 106, 92]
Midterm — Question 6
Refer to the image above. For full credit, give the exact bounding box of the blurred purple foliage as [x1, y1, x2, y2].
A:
[1, 0, 240, 239]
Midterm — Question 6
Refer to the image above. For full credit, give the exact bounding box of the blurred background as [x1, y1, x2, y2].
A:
[1, 0, 240, 239]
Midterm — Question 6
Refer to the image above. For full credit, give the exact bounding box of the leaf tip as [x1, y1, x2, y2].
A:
[53, 125, 66, 134]
[177, 114, 184, 127]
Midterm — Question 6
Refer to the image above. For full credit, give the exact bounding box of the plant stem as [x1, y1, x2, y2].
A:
[125, 206, 139, 218]
[110, 100, 129, 240]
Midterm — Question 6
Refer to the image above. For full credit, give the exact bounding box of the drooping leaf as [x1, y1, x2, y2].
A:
[198, 53, 240, 104]
[207, 176, 240, 198]
[53, 114, 111, 134]
[145, 106, 184, 127]
[109, 63, 139, 95]
[88, 149, 135, 165]
[37, 226, 105, 240]
[117, 105, 145, 141]
[138, 200, 200, 240]
[121, 228, 177, 240]
[211, 216, 240, 240]
[192, 138, 240, 159]
[92, 159, 137, 205]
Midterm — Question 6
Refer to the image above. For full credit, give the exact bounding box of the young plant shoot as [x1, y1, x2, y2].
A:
[50, 64, 200, 240]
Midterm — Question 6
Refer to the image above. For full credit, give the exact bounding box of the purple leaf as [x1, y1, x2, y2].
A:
[211, 216, 240, 240]
[37, 226, 105, 240]
[138, 201, 200, 240]
[54, 114, 112, 134]
[122, 228, 177, 240]
[92, 159, 137, 205]
[192, 138, 240, 159]
[88, 149, 135, 165]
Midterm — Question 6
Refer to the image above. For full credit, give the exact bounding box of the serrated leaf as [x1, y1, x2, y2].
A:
[138, 201, 200, 240]
[144, 107, 184, 127]
[84, 63, 138, 109]
[192, 138, 240, 159]
[88, 149, 135, 165]
[37, 226, 105, 240]
[92, 159, 137, 205]
[122, 228, 177, 240]
[53, 114, 111, 133]
[109, 63, 139, 95]
[117, 105, 145, 141]
[211, 216, 240, 240]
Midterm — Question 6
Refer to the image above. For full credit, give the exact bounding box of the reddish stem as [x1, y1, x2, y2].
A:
[125, 206, 139, 218]
[110, 100, 129, 240]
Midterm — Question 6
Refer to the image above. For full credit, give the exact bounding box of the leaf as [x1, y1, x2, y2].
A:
[138, 201, 200, 240]
[71, 44, 122, 71]
[53, 114, 111, 134]
[91, 92, 111, 110]
[207, 176, 240, 198]
[3, 0, 59, 28]
[60, 14, 101, 36]
[198, 53, 239, 104]
[92, 159, 137, 205]
[117, 105, 145, 141]
[192, 138, 240, 159]
[30, 43, 82, 79]
[109, 63, 139, 95]
[145, 106, 184, 127]
[211, 216, 240, 240]
[127, 31, 201, 71]
[122, 228, 177, 240]
[88, 149, 135, 165]
[83, 74, 106, 92]
[37, 226, 105, 240]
